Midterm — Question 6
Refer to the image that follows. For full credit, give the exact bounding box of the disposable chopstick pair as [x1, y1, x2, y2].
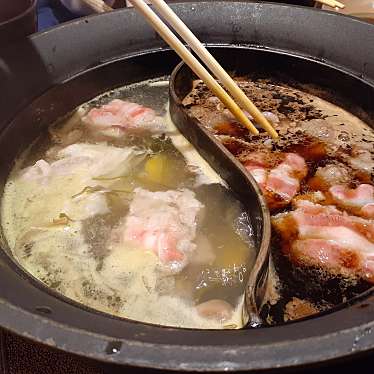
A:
[131, 0, 276, 135]
[127, 0, 278, 138]
[81, 0, 343, 137]
[150, 0, 279, 138]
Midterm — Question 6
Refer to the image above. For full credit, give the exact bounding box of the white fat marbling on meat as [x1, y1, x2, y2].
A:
[82, 99, 166, 137]
[329, 184, 374, 218]
[21, 143, 143, 185]
[111, 188, 203, 273]
[272, 200, 374, 282]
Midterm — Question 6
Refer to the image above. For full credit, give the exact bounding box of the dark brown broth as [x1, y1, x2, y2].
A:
[183, 77, 374, 324]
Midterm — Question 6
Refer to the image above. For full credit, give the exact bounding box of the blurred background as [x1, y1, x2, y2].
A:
[37, 0, 374, 32]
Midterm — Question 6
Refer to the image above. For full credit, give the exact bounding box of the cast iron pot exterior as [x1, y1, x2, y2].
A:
[0, 2, 374, 371]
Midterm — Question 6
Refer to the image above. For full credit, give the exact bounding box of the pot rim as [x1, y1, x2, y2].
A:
[0, 0, 37, 28]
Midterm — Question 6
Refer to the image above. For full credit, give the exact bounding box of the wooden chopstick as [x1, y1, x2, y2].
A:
[81, 0, 113, 13]
[128, 0, 260, 136]
[150, 0, 278, 139]
[316, 0, 345, 8]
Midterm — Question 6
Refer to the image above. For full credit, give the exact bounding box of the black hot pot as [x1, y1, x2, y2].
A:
[0, 2, 374, 371]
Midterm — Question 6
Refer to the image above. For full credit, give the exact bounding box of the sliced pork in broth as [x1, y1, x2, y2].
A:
[328, 184, 374, 218]
[111, 188, 202, 273]
[243, 151, 307, 210]
[0, 80, 257, 329]
[273, 199, 374, 282]
[182, 76, 374, 323]
[82, 99, 165, 138]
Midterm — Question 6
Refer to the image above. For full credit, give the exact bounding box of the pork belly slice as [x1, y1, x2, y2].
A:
[244, 152, 307, 210]
[20, 143, 142, 185]
[272, 200, 374, 282]
[329, 184, 374, 219]
[349, 146, 374, 175]
[112, 188, 203, 273]
[82, 99, 165, 137]
[307, 163, 351, 191]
